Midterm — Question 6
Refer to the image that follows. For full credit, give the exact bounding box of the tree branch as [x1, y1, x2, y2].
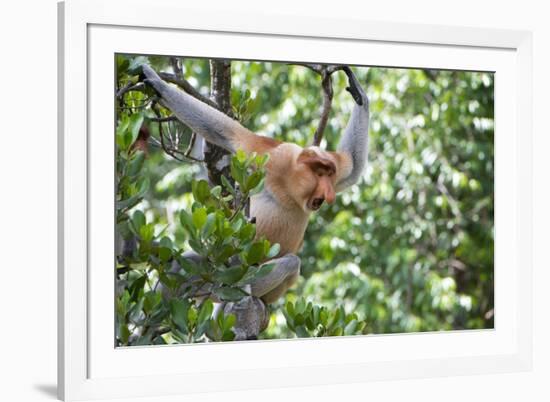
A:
[313, 71, 334, 146]
[203, 59, 234, 186]
[289, 64, 348, 146]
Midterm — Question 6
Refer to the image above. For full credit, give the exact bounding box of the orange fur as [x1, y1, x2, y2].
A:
[242, 139, 345, 256]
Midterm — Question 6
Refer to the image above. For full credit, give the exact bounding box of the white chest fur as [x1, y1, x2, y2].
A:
[250, 190, 310, 255]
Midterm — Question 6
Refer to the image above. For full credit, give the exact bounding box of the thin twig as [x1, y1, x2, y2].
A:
[184, 132, 197, 158]
[170, 56, 184, 78]
[150, 115, 178, 123]
[116, 82, 146, 98]
[152, 103, 204, 163]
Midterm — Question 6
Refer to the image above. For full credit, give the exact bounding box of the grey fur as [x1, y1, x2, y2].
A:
[142, 64, 251, 152]
[336, 69, 370, 191]
[250, 254, 301, 300]
[223, 296, 269, 340]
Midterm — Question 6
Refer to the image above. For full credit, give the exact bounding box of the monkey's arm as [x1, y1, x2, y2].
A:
[334, 67, 370, 192]
[141, 65, 279, 154]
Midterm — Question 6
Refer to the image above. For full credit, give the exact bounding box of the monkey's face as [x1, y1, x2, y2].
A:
[296, 148, 337, 212]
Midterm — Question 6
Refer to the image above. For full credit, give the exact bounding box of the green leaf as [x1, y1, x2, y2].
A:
[169, 299, 189, 333]
[294, 313, 305, 326]
[118, 323, 131, 344]
[139, 223, 155, 243]
[319, 308, 329, 327]
[266, 243, 280, 259]
[255, 153, 269, 167]
[131, 210, 146, 232]
[177, 255, 201, 275]
[188, 238, 204, 254]
[187, 306, 198, 328]
[215, 244, 237, 264]
[295, 325, 311, 338]
[192, 180, 211, 204]
[143, 291, 161, 314]
[220, 175, 236, 196]
[129, 275, 146, 301]
[237, 223, 256, 242]
[179, 209, 195, 233]
[295, 298, 306, 315]
[211, 185, 222, 198]
[245, 241, 266, 265]
[223, 313, 236, 333]
[222, 330, 236, 342]
[116, 116, 130, 150]
[244, 170, 263, 192]
[305, 315, 315, 331]
[312, 305, 321, 327]
[158, 247, 172, 262]
[201, 213, 216, 238]
[282, 305, 295, 329]
[128, 112, 144, 146]
[116, 55, 130, 75]
[195, 300, 213, 338]
[331, 327, 344, 336]
[344, 320, 359, 335]
[159, 236, 173, 249]
[136, 176, 150, 195]
[237, 263, 275, 285]
[213, 286, 249, 301]
[230, 157, 245, 185]
[235, 149, 247, 163]
[197, 300, 214, 326]
[127, 151, 146, 176]
[192, 207, 208, 230]
[214, 266, 246, 285]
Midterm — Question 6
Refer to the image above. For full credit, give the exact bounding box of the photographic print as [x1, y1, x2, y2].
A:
[115, 54, 494, 346]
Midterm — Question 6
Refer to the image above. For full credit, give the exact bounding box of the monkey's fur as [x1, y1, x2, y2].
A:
[142, 64, 369, 308]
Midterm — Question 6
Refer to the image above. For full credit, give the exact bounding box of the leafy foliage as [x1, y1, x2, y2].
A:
[116, 138, 280, 344]
[115, 54, 494, 344]
[284, 298, 366, 337]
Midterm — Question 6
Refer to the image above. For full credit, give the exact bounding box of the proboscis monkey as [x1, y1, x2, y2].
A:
[142, 64, 369, 304]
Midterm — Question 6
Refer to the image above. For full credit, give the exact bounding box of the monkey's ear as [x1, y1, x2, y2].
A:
[297, 149, 337, 175]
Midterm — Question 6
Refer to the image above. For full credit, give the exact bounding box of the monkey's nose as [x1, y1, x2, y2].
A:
[311, 197, 324, 210]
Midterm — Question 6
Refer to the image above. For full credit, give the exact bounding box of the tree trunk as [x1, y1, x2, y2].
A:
[204, 60, 233, 186]
[204, 60, 269, 339]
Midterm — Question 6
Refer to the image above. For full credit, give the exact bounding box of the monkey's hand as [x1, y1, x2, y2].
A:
[343, 66, 367, 106]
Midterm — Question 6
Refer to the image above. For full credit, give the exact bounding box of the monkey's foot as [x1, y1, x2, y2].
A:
[224, 296, 269, 341]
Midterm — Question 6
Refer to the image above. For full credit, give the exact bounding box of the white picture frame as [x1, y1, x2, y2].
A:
[58, 0, 533, 400]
